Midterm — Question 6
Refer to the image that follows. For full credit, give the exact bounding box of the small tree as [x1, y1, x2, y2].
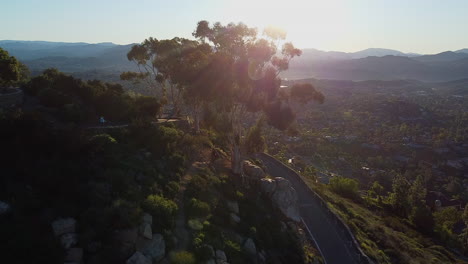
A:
[0, 48, 28, 87]
[192, 21, 324, 174]
[388, 173, 411, 216]
[244, 118, 266, 154]
[329, 177, 359, 200]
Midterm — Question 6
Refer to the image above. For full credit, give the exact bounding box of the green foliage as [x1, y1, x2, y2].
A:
[329, 176, 360, 200]
[165, 181, 181, 199]
[409, 203, 434, 234]
[110, 199, 143, 228]
[369, 181, 384, 197]
[24, 69, 161, 123]
[388, 173, 411, 216]
[463, 205, 468, 225]
[0, 48, 25, 86]
[170, 251, 196, 264]
[290, 83, 325, 104]
[143, 195, 178, 231]
[188, 198, 211, 218]
[194, 244, 213, 262]
[244, 118, 266, 154]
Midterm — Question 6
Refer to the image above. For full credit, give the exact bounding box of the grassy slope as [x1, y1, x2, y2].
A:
[299, 176, 467, 264]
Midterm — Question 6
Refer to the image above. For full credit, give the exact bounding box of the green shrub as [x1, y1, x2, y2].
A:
[188, 198, 211, 218]
[166, 181, 181, 199]
[111, 199, 142, 228]
[188, 219, 203, 230]
[194, 244, 213, 262]
[142, 195, 178, 231]
[329, 177, 360, 200]
[170, 251, 195, 264]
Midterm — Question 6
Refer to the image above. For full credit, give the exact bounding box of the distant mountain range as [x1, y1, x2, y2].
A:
[1, 40, 468, 82]
[286, 49, 468, 81]
[0, 40, 137, 74]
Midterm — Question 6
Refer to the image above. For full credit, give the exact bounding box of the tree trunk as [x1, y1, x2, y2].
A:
[231, 110, 242, 174]
[194, 110, 200, 134]
[231, 139, 241, 174]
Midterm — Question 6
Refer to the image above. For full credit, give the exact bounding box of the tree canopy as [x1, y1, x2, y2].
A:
[0, 48, 28, 87]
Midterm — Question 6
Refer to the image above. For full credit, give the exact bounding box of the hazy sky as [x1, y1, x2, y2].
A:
[2, 0, 468, 54]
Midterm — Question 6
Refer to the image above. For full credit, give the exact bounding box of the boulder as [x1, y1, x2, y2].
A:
[215, 250, 227, 262]
[136, 236, 151, 251]
[61, 233, 78, 249]
[243, 238, 256, 256]
[51, 218, 76, 236]
[258, 250, 266, 264]
[260, 178, 276, 195]
[230, 213, 241, 224]
[140, 223, 152, 239]
[0, 201, 11, 215]
[65, 248, 83, 263]
[260, 177, 301, 222]
[126, 251, 151, 264]
[142, 213, 152, 225]
[226, 201, 239, 214]
[205, 259, 216, 264]
[242, 160, 265, 180]
[141, 233, 165, 262]
[271, 177, 300, 222]
[206, 245, 215, 257]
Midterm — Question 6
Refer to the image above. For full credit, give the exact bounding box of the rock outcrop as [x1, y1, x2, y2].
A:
[127, 251, 151, 264]
[51, 218, 76, 236]
[242, 160, 265, 180]
[61, 233, 78, 249]
[226, 200, 239, 214]
[140, 223, 152, 239]
[260, 177, 300, 222]
[243, 238, 257, 256]
[0, 201, 11, 215]
[215, 250, 228, 264]
[230, 213, 241, 224]
[141, 233, 165, 262]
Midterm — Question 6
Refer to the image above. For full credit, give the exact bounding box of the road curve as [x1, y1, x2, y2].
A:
[257, 155, 361, 264]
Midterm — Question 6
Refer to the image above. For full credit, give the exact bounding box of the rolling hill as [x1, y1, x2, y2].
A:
[2, 40, 468, 82]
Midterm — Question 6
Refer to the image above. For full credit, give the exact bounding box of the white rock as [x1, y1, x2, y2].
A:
[142, 213, 152, 225]
[260, 177, 301, 222]
[0, 201, 11, 215]
[243, 238, 256, 255]
[230, 213, 241, 224]
[215, 250, 227, 262]
[141, 233, 165, 261]
[271, 178, 300, 222]
[226, 201, 239, 214]
[260, 178, 276, 195]
[51, 218, 76, 236]
[140, 223, 152, 239]
[61, 233, 78, 249]
[242, 160, 265, 180]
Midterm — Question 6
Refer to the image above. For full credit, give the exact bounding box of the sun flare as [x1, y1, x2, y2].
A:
[223, 0, 348, 49]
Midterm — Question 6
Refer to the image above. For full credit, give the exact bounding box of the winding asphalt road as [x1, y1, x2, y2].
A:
[257, 154, 361, 264]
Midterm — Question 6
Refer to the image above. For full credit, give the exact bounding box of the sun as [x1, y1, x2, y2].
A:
[222, 0, 348, 50]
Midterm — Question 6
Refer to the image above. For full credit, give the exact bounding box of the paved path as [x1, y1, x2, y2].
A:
[257, 155, 361, 264]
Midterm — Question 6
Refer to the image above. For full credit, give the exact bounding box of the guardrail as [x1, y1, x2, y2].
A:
[257, 153, 375, 264]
